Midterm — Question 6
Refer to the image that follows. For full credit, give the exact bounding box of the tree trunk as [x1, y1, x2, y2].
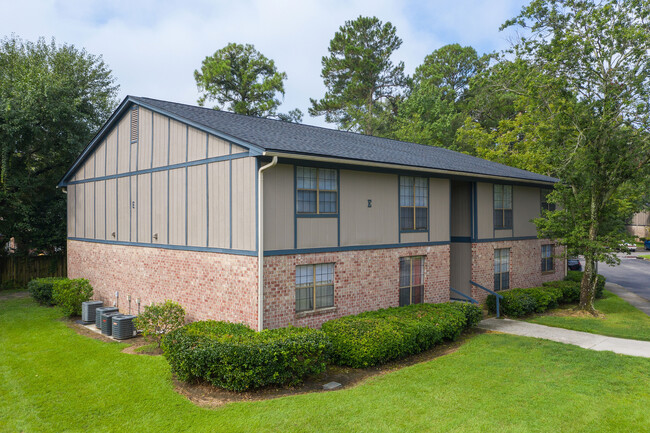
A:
[578, 195, 599, 314]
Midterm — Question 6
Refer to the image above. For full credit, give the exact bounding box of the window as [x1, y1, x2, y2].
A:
[295, 263, 334, 312]
[541, 244, 554, 273]
[494, 248, 510, 291]
[296, 167, 337, 214]
[494, 184, 513, 229]
[541, 188, 556, 213]
[400, 176, 428, 231]
[399, 256, 424, 306]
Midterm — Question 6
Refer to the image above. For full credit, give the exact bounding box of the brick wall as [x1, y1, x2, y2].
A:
[263, 244, 450, 329]
[67, 240, 259, 328]
[626, 225, 648, 239]
[470, 239, 565, 303]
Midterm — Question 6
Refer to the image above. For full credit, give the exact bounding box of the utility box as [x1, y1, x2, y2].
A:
[112, 315, 137, 340]
[81, 301, 103, 324]
[101, 312, 122, 336]
[95, 307, 119, 329]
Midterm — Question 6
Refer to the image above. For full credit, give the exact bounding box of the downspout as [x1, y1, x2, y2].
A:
[257, 156, 278, 331]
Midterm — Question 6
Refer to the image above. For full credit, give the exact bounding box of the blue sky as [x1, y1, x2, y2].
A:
[1, 0, 529, 127]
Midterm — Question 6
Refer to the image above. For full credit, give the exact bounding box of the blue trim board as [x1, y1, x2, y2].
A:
[63, 152, 249, 186]
[265, 241, 451, 257]
[296, 214, 338, 219]
[451, 236, 472, 243]
[397, 175, 401, 244]
[293, 164, 297, 249]
[68, 237, 256, 256]
[474, 236, 538, 243]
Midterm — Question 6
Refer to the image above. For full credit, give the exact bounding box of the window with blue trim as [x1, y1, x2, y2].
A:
[295, 263, 335, 312]
[296, 167, 337, 214]
[494, 248, 510, 291]
[400, 176, 428, 230]
[494, 184, 513, 229]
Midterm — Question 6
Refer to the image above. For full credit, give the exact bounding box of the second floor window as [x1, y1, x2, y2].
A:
[400, 176, 428, 231]
[541, 188, 556, 213]
[494, 184, 513, 229]
[296, 167, 337, 214]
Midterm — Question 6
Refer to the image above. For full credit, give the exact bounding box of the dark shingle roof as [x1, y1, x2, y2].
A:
[130, 96, 556, 184]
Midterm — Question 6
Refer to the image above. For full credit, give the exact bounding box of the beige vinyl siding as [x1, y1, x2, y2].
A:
[207, 161, 230, 249]
[152, 112, 169, 168]
[208, 135, 230, 158]
[401, 232, 428, 243]
[117, 115, 131, 174]
[138, 107, 153, 170]
[151, 171, 168, 244]
[137, 174, 152, 243]
[231, 157, 255, 250]
[75, 183, 84, 236]
[339, 170, 397, 246]
[450, 242, 472, 295]
[117, 177, 130, 241]
[187, 165, 207, 247]
[263, 164, 294, 250]
[95, 180, 106, 240]
[84, 182, 95, 238]
[514, 186, 540, 237]
[95, 141, 106, 177]
[297, 218, 337, 248]
[476, 182, 493, 239]
[232, 143, 247, 154]
[84, 154, 95, 179]
[168, 168, 186, 245]
[430, 178, 450, 242]
[169, 119, 186, 165]
[105, 129, 118, 176]
[630, 212, 650, 226]
[106, 179, 117, 240]
[187, 128, 206, 162]
[67, 184, 76, 237]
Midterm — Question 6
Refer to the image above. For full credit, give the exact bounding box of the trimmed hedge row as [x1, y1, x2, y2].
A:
[320, 302, 482, 368]
[161, 321, 330, 391]
[28, 277, 66, 306]
[486, 271, 606, 317]
[28, 277, 93, 316]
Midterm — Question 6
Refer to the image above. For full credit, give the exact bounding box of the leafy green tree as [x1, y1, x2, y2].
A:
[309, 16, 407, 135]
[388, 44, 489, 151]
[0, 36, 118, 255]
[495, 0, 650, 313]
[194, 43, 301, 121]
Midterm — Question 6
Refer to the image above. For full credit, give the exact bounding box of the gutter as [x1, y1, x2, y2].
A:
[262, 151, 557, 186]
[257, 156, 278, 331]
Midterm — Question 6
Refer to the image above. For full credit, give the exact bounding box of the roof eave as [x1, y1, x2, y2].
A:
[262, 151, 558, 186]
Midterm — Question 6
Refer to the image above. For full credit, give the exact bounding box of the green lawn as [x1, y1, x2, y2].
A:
[526, 290, 650, 341]
[2, 297, 650, 433]
[639, 254, 650, 260]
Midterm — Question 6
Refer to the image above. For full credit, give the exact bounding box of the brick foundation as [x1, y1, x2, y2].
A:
[470, 239, 565, 303]
[263, 245, 450, 329]
[67, 240, 259, 328]
[626, 225, 648, 239]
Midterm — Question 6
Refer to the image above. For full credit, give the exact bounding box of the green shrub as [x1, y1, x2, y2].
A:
[321, 302, 479, 368]
[565, 271, 606, 299]
[52, 279, 93, 317]
[134, 300, 186, 348]
[28, 277, 65, 306]
[162, 321, 329, 391]
[542, 280, 581, 303]
[486, 290, 538, 317]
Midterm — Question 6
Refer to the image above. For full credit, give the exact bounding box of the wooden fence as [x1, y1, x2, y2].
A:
[0, 255, 67, 288]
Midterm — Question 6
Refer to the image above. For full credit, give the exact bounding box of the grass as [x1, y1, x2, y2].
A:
[2, 297, 650, 433]
[639, 254, 650, 260]
[526, 290, 650, 341]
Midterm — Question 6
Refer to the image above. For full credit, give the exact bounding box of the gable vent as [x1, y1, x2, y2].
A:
[130, 107, 139, 143]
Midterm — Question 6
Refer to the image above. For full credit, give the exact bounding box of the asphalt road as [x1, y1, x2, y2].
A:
[590, 251, 650, 302]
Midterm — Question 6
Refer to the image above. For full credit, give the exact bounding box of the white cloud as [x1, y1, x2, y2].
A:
[1, 0, 527, 127]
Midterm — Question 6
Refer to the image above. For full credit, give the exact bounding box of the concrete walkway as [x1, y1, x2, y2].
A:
[479, 318, 650, 358]
[605, 282, 650, 316]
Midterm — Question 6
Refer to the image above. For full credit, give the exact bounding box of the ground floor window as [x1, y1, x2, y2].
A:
[295, 263, 334, 312]
[494, 248, 510, 291]
[541, 244, 554, 273]
[399, 256, 424, 306]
